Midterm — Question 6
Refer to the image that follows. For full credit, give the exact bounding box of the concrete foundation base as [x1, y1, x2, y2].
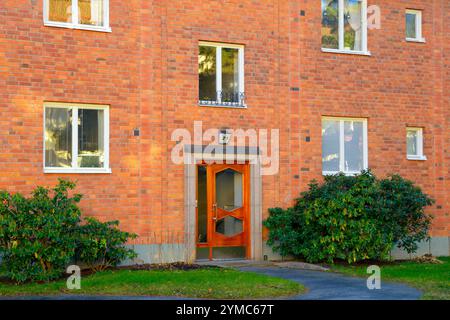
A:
[119, 237, 450, 266]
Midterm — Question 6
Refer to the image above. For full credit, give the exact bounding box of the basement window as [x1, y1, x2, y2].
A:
[43, 0, 111, 32]
[44, 102, 111, 173]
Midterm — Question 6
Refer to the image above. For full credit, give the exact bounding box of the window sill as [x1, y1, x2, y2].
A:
[44, 21, 112, 33]
[407, 155, 427, 161]
[406, 38, 426, 43]
[322, 171, 362, 176]
[321, 48, 371, 56]
[199, 102, 247, 109]
[44, 168, 112, 174]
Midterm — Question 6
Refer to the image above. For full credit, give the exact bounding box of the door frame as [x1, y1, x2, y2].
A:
[184, 146, 263, 262]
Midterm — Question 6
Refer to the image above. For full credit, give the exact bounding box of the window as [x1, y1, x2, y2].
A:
[322, 117, 368, 175]
[44, 102, 110, 173]
[199, 42, 245, 108]
[406, 127, 426, 160]
[43, 0, 110, 32]
[321, 0, 368, 54]
[406, 9, 425, 42]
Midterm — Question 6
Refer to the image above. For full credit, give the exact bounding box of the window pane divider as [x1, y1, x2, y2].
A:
[338, 0, 344, 50]
[216, 46, 222, 104]
[71, 107, 79, 169]
[339, 120, 345, 172]
[72, 0, 79, 26]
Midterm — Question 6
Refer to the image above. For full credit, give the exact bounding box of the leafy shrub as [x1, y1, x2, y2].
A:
[0, 179, 137, 283]
[76, 217, 137, 272]
[0, 180, 81, 282]
[264, 170, 434, 264]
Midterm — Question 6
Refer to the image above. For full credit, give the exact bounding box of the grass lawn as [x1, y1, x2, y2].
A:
[332, 257, 450, 300]
[0, 268, 305, 299]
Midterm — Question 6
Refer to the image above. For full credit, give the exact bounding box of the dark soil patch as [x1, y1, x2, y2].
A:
[116, 262, 218, 271]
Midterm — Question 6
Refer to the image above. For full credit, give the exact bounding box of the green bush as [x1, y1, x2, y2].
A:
[0, 179, 137, 283]
[0, 180, 81, 282]
[76, 217, 137, 272]
[264, 170, 434, 264]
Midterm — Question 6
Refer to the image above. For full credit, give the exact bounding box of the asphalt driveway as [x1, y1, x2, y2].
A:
[238, 266, 422, 300]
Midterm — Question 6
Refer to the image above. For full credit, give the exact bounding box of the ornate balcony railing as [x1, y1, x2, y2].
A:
[199, 91, 246, 108]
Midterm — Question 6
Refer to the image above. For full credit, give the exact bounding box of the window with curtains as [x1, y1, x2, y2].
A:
[198, 42, 245, 108]
[322, 117, 368, 175]
[407, 127, 426, 160]
[44, 0, 110, 32]
[44, 103, 110, 173]
[321, 0, 368, 54]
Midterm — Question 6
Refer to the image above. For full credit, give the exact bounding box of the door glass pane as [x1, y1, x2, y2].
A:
[78, 109, 104, 168]
[216, 169, 243, 211]
[222, 48, 239, 103]
[407, 130, 418, 155]
[322, 120, 340, 172]
[321, 0, 339, 49]
[48, 0, 72, 23]
[45, 108, 72, 168]
[197, 166, 208, 243]
[406, 13, 417, 39]
[78, 0, 104, 26]
[344, 121, 364, 172]
[199, 46, 217, 102]
[344, 0, 362, 51]
[216, 216, 243, 237]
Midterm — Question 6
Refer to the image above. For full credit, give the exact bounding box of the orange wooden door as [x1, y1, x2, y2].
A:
[207, 163, 250, 257]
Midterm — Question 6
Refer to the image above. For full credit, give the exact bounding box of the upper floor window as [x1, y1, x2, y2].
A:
[199, 42, 245, 108]
[321, 0, 368, 54]
[44, 102, 111, 174]
[322, 117, 368, 175]
[44, 0, 111, 32]
[406, 9, 425, 42]
[407, 127, 426, 160]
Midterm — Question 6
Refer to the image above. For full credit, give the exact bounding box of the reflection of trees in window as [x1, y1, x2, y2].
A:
[321, 0, 339, 49]
[199, 46, 217, 102]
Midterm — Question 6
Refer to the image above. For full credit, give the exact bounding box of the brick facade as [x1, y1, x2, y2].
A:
[0, 1, 448, 260]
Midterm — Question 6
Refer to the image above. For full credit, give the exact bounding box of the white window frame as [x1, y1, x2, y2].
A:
[406, 127, 426, 161]
[321, 0, 369, 56]
[322, 117, 369, 176]
[43, 102, 111, 174]
[198, 41, 245, 108]
[43, 0, 111, 32]
[405, 9, 425, 43]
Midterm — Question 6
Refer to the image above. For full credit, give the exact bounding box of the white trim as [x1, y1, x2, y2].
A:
[405, 9, 425, 42]
[199, 41, 246, 107]
[406, 127, 426, 160]
[322, 0, 368, 54]
[43, 0, 111, 33]
[43, 102, 111, 174]
[322, 117, 369, 175]
[321, 48, 371, 56]
[44, 168, 112, 174]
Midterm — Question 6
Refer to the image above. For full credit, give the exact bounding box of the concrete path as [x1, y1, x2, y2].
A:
[238, 266, 422, 300]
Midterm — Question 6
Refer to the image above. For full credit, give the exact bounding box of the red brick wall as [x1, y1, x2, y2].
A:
[0, 1, 448, 245]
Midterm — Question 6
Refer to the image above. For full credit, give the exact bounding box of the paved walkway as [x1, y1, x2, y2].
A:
[238, 266, 422, 300]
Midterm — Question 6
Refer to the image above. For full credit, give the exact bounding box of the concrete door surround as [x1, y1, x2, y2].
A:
[184, 145, 263, 262]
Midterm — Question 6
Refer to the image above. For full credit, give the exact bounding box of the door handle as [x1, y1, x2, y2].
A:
[212, 203, 217, 221]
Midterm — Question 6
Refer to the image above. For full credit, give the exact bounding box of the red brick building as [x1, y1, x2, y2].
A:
[0, 0, 448, 262]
